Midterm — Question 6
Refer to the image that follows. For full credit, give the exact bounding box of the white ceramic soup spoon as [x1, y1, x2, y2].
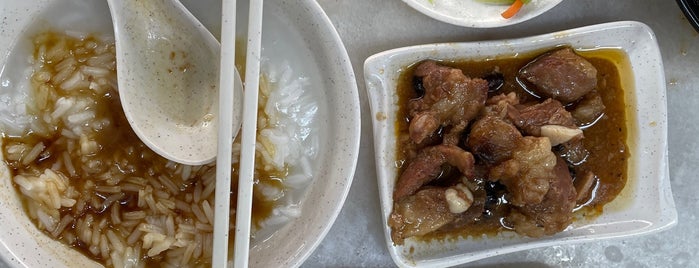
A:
[106, 0, 243, 165]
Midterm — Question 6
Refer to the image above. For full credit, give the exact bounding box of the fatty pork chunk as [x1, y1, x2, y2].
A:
[570, 90, 606, 127]
[488, 136, 558, 207]
[519, 47, 598, 104]
[408, 60, 489, 144]
[466, 102, 557, 207]
[466, 92, 522, 165]
[466, 108, 577, 237]
[389, 184, 476, 245]
[467, 115, 522, 165]
[507, 156, 577, 237]
[513, 98, 583, 146]
[389, 143, 483, 245]
[511, 98, 589, 165]
[393, 144, 475, 201]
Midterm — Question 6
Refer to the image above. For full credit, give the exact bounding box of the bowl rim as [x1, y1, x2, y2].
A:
[364, 20, 677, 267]
[255, 0, 361, 266]
[676, 0, 699, 33]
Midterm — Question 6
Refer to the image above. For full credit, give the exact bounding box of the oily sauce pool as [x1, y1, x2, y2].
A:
[394, 48, 631, 240]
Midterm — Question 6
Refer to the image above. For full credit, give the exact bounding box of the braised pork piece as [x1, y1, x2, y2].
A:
[389, 47, 629, 245]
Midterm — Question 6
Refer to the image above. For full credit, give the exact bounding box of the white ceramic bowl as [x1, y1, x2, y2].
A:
[401, 0, 563, 28]
[364, 21, 677, 267]
[0, 0, 360, 267]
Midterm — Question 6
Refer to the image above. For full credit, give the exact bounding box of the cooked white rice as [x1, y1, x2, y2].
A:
[0, 31, 317, 267]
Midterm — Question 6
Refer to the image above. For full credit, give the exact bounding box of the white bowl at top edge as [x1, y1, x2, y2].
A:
[364, 21, 676, 267]
[0, 0, 360, 267]
[401, 0, 563, 28]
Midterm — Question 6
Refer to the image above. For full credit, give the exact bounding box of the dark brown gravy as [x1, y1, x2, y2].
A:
[394, 48, 631, 240]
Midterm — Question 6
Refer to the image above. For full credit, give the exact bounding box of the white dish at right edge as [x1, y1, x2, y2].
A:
[401, 0, 563, 28]
[364, 21, 677, 268]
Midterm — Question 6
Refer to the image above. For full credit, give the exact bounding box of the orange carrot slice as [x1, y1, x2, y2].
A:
[501, 0, 524, 19]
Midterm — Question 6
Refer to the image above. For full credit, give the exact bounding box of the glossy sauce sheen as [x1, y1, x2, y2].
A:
[395, 48, 630, 239]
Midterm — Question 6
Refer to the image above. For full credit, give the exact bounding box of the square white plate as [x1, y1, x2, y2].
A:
[364, 21, 676, 267]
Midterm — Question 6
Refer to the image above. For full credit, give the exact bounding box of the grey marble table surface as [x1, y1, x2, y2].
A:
[303, 0, 698, 267]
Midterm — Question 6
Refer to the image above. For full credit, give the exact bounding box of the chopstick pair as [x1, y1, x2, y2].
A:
[212, 0, 265, 267]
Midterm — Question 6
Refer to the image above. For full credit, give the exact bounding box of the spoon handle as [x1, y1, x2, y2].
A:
[235, 0, 264, 267]
[213, 0, 236, 267]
